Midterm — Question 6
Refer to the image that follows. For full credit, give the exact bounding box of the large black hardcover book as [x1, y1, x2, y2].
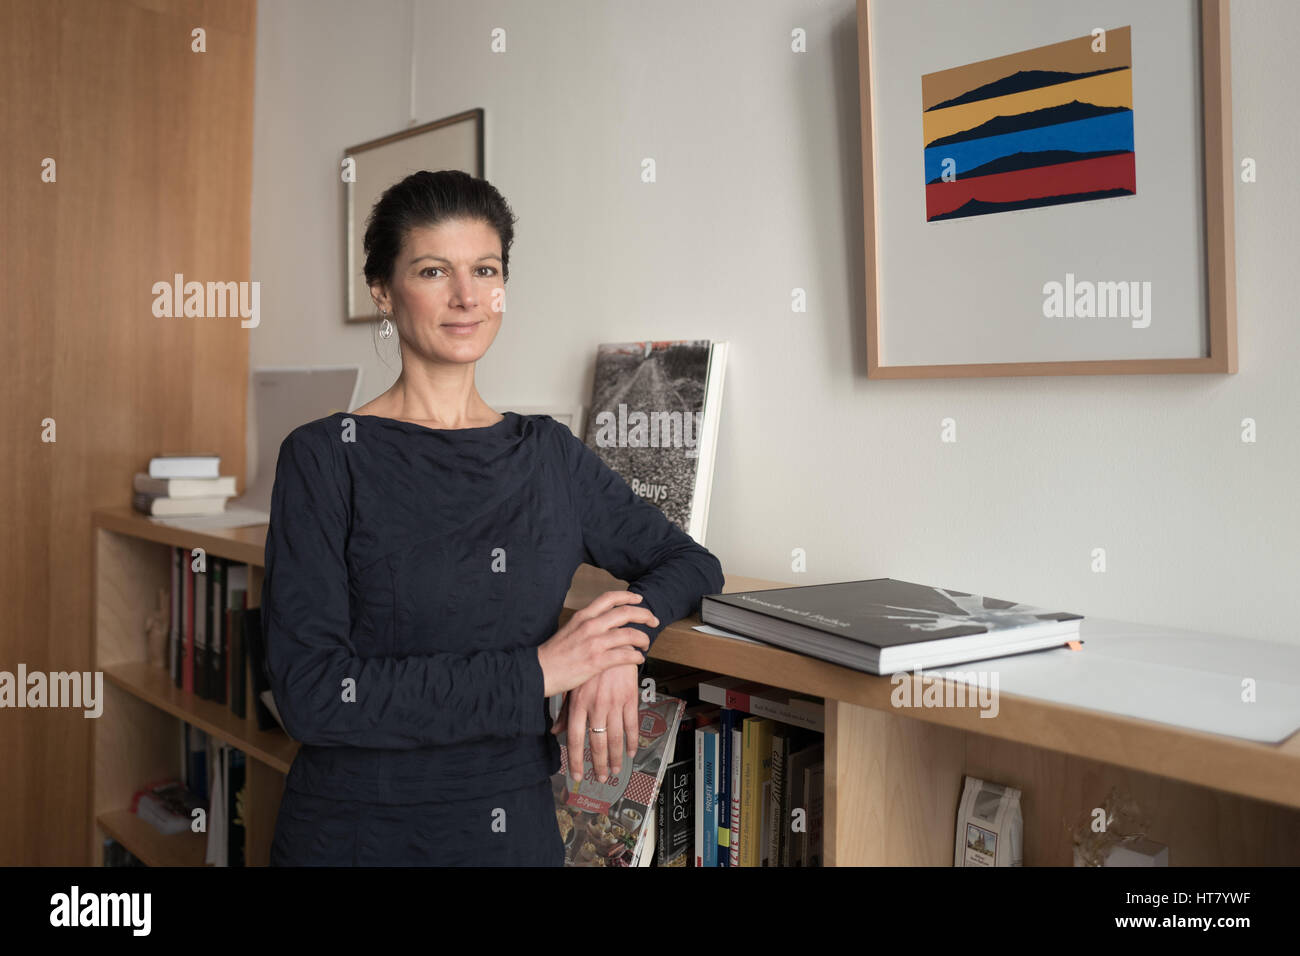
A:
[703, 579, 1082, 674]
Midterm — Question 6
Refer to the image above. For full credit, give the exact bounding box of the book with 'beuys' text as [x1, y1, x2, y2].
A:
[583, 340, 727, 546]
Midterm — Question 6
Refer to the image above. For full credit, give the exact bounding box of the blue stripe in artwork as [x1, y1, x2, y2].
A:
[923, 111, 1134, 183]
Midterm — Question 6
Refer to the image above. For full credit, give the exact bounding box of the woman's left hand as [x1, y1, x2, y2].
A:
[551, 662, 639, 784]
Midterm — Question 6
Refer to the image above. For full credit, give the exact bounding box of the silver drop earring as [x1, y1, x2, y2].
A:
[378, 309, 394, 339]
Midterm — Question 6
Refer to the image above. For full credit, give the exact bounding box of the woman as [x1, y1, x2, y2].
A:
[262, 169, 725, 866]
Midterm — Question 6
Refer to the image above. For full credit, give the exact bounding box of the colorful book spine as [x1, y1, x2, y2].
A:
[740, 717, 774, 866]
[729, 726, 742, 866]
[718, 707, 736, 866]
[694, 725, 719, 867]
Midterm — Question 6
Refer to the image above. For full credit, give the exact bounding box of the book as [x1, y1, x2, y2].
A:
[729, 724, 742, 866]
[718, 706, 737, 866]
[702, 579, 1083, 675]
[134, 473, 238, 498]
[552, 694, 685, 866]
[209, 558, 227, 705]
[804, 762, 825, 866]
[694, 724, 720, 867]
[228, 609, 247, 718]
[227, 748, 246, 866]
[655, 757, 693, 867]
[183, 725, 208, 802]
[181, 557, 194, 693]
[132, 491, 229, 516]
[739, 716, 774, 866]
[131, 779, 203, 836]
[224, 563, 249, 710]
[768, 727, 790, 866]
[194, 565, 208, 699]
[148, 453, 221, 479]
[169, 548, 181, 685]
[583, 339, 728, 545]
[698, 675, 825, 732]
[786, 742, 823, 866]
[205, 740, 227, 866]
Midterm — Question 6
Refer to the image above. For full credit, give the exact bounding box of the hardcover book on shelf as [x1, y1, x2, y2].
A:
[132, 491, 229, 516]
[148, 453, 221, 480]
[739, 717, 774, 866]
[698, 675, 825, 733]
[656, 757, 693, 867]
[205, 740, 227, 866]
[694, 723, 720, 867]
[227, 565, 250, 720]
[769, 727, 791, 867]
[227, 748, 246, 867]
[729, 724, 742, 866]
[804, 763, 825, 866]
[718, 706, 738, 866]
[181, 557, 194, 693]
[134, 473, 238, 498]
[194, 566, 209, 699]
[208, 558, 227, 705]
[169, 547, 181, 685]
[702, 579, 1083, 675]
[786, 742, 822, 866]
[552, 694, 685, 867]
[131, 779, 204, 836]
[582, 339, 728, 545]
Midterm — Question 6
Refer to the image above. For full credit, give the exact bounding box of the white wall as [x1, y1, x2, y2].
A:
[250, 0, 1300, 645]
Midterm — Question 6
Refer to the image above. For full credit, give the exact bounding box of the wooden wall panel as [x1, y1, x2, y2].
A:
[0, 0, 255, 864]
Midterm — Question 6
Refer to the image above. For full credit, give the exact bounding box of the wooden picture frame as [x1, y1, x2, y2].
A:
[857, 0, 1236, 378]
[342, 108, 485, 323]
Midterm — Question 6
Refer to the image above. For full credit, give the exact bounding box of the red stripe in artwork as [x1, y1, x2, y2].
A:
[925, 152, 1136, 218]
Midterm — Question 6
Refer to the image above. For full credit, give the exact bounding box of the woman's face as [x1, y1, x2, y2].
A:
[372, 217, 505, 366]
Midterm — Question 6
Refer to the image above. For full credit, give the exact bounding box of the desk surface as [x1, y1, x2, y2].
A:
[93, 505, 1300, 809]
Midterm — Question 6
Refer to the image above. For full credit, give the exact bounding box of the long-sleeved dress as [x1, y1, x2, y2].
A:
[261, 410, 725, 866]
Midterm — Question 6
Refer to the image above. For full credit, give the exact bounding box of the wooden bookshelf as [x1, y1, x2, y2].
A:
[92, 505, 1300, 866]
[91, 507, 286, 867]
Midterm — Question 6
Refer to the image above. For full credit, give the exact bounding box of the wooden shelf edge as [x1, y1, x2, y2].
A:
[97, 809, 210, 867]
[94, 505, 267, 567]
[103, 660, 297, 774]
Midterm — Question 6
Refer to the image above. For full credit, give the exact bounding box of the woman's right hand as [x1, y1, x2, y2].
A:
[537, 590, 658, 698]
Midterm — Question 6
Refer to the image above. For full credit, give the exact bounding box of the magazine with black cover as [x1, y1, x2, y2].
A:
[583, 339, 727, 545]
[702, 579, 1083, 674]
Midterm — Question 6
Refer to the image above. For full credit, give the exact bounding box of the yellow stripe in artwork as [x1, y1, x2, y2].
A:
[923, 68, 1132, 146]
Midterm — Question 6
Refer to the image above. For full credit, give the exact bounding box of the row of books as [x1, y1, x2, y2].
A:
[648, 664, 825, 867]
[132, 453, 236, 517]
[128, 724, 247, 866]
[166, 547, 282, 732]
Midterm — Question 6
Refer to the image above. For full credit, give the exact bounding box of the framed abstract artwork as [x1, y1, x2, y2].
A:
[857, 0, 1236, 377]
[342, 108, 484, 323]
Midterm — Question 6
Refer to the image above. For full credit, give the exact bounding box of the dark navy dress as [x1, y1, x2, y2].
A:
[261, 410, 725, 866]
